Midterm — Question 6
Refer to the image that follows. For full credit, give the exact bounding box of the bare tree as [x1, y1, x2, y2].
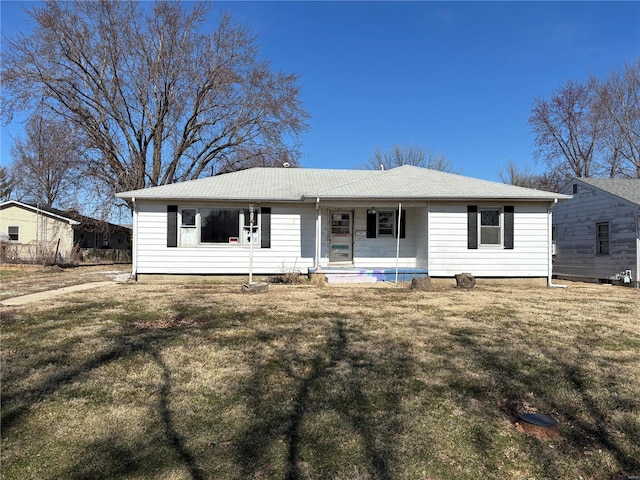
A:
[529, 79, 601, 178]
[1, 1, 308, 205]
[596, 60, 640, 178]
[363, 144, 455, 172]
[0, 167, 13, 201]
[498, 159, 571, 193]
[10, 110, 83, 207]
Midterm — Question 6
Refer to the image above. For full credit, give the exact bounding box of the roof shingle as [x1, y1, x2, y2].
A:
[116, 166, 569, 202]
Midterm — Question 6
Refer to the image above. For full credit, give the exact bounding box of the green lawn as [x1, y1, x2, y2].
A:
[2, 281, 639, 479]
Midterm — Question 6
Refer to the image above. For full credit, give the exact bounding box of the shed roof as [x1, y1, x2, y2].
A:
[116, 166, 570, 202]
[575, 178, 640, 206]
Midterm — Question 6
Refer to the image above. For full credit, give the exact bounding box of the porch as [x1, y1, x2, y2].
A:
[308, 266, 429, 284]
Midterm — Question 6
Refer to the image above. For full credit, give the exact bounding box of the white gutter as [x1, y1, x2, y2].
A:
[132, 197, 138, 279]
[395, 202, 402, 285]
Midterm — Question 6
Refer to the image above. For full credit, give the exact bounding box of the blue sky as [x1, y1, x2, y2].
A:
[1, 1, 639, 182]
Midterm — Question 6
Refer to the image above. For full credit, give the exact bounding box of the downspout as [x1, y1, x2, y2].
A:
[315, 198, 321, 270]
[395, 202, 402, 285]
[131, 197, 138, 280]
[548, 199, 566, 288]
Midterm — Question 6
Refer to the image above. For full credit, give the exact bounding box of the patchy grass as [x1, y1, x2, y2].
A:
[0, 264, 131, 300]
[1, 280, 639, 480]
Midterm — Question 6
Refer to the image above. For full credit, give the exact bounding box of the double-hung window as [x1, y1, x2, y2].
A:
[468, 205, 514, 249]
[596, 222, 609, 255]
[377, 211, 395, 236]
[179, 208, 197, 245]
[7, 226, 19, 242]
[479, 207, 502, 246]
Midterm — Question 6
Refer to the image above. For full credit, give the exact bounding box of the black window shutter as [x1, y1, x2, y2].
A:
[167, 205, 178, 247]
[395, 209, 406, 238]
[504, 206, 514, 249]
[467, 206, 478, 249]
[366, 211, 377, 238]
[261, 207, 271, 248]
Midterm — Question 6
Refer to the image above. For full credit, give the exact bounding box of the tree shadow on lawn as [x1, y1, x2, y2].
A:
[3, 304, 420, 480]
[444, 327, 640, 477]
[234, 318, 418, 480]
[1, 303, 214, 480]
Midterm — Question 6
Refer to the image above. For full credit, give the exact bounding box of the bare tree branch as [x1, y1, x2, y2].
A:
[362, 144, 456, 172]
[1, 1, 309, 207]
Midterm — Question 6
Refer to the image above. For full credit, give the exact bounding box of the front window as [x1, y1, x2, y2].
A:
[479, 207, 502, 245]
[201, 208, 240, 243]
[179, 207, 259, 246]
[596, 222, 609, 255]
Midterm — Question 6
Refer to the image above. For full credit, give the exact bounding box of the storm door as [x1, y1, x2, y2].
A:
[329, 211, 353, 263]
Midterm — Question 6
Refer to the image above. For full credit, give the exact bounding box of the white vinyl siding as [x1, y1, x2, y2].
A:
[135, 201, 315, 274]
[428, 202, 550, 277]
[133, 200, 553, 278]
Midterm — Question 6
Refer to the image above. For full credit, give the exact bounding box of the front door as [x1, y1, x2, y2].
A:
[329, 211, 353, 263]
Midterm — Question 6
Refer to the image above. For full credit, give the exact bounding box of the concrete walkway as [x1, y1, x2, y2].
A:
[1, 281, 115, 306]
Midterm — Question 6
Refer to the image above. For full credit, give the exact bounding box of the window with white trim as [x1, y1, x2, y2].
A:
[479, 207, 502, 246]
[7, 226, 19, 242]
[179, 207, 260, 246]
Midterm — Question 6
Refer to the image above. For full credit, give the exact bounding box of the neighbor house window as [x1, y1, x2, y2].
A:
[596, 222, 609, 255]
[479, 207, 502, 246]
[7, 226, 19, 242]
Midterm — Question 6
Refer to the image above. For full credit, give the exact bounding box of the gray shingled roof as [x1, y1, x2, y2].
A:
[116, 166, 569, 202]
[577, 178, 640, 206]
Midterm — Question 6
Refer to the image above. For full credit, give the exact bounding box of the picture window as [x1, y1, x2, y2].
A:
[178, 207, 260, 246]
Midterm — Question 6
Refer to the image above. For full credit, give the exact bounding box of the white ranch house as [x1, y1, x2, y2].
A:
[116, 166, 570, 284]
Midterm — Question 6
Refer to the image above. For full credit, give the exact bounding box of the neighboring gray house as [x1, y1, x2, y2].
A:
[116, 166, 569, 284]
[552, 178, 640, 287]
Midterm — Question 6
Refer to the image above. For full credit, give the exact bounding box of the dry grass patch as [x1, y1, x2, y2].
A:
[1, 280, 639, 479]
[0, 264, 131, 300]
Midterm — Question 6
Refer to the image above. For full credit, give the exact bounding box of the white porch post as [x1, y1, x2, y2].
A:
[395, 202, 402, 285]
[315, 198, 321, 270]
